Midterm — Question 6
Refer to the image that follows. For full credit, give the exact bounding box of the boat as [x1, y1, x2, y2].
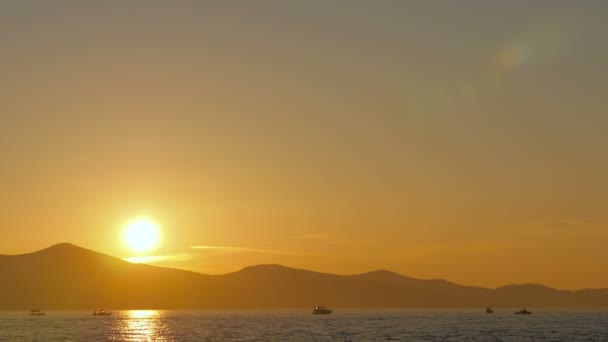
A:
[312, 305, 333, 315]
[93, 310, 112, 316]
[29, 310, 45, 316]
[486, 307, 494, 313]
[515, 308, 532, 315]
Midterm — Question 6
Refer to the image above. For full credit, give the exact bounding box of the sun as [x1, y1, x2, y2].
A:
[123, 217, 161, 252]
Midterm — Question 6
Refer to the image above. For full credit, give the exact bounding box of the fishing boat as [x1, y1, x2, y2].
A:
[93, 310, 112, 316]
[515, 308, 532, 315]
[486, 307, 494, 313]
[29, 310, 45, 316]
[312, 305, 333, 315]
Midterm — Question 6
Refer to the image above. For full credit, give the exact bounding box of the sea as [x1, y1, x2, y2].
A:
[0, 309, 607, 341]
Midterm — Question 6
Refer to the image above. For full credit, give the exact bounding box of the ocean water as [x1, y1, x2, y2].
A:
[0, 309, 607, 341]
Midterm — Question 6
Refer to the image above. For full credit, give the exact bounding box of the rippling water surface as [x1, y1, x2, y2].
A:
[1, 309, 607, 341]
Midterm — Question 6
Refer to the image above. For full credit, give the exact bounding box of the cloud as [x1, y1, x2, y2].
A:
[123, 253, 192, 264]
[297, 234, 340, 241]
[190, 245, 327, 256]
[293, 233, 367, 246]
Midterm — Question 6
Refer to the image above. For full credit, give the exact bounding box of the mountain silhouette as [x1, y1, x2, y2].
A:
[1, 243, 607, 309]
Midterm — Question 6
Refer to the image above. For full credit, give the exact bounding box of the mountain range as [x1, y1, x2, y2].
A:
[1, 243, 606, 309]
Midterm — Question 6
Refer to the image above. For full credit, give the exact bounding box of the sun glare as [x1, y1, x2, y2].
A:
[124, 217, 161, 252]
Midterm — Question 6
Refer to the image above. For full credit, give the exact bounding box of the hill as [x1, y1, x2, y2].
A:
[0, 243, 606, 309]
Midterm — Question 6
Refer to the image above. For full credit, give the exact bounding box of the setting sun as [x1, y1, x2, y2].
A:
[123, 217, 161, 252]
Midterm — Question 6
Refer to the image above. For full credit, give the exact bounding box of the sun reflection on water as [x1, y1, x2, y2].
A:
[117, 310, 171, 341]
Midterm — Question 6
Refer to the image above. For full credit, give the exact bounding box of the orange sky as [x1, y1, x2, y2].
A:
[1, 1, 608, 290]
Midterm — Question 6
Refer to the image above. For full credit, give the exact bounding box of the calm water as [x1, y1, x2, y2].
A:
[0, 309, 607, 341]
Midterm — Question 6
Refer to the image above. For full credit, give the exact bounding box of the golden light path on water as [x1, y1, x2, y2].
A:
[118, 310, 170, 341]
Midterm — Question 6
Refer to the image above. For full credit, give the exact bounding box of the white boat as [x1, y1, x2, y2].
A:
[93, 310, 112, 316]
[312, 305, 333, 315]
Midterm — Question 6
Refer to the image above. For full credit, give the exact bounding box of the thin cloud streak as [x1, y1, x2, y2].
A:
[293, 233, 368, 246]
[123, 253, 192, 264]
[190, 245, 328, 256]
[297, 234, 340, 241]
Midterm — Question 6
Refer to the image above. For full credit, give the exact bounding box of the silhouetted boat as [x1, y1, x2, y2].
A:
[515, 308, 532, 315]
[29, 310, 45, 316]
[93, 310, 112, 316]
[486, 307, 494, 313]
[312, 305, 333, 315]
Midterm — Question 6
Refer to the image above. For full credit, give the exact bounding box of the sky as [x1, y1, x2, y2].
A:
[1, 0, 607, 290]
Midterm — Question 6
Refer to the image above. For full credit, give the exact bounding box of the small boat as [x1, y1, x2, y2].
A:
[486, 307, 494, 314]
[312, 305, 333, 315]
[515, 308, 532, 315]
[29, 310, 45, 316]
[93, 310, 112, 316]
